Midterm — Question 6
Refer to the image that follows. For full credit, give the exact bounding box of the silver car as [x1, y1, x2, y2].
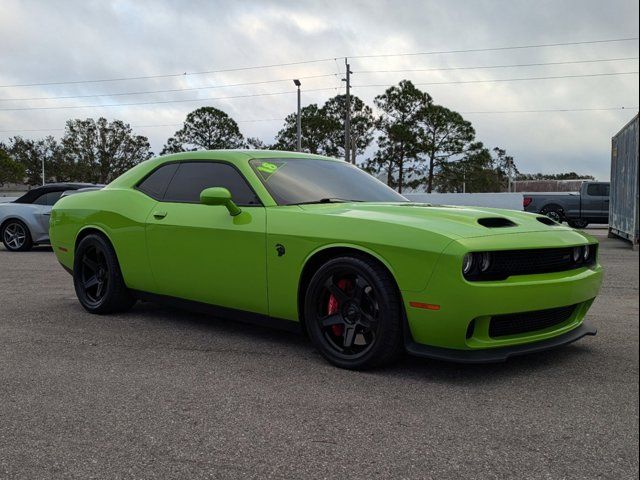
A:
[0, 183, 100, 251]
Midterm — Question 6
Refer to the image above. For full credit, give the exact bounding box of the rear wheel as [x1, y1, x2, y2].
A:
[568, 219, 589, 229]
[540, 205, 564, 224]
[74, 233, 136, 314]
[304, 255, 402, 370]
[1, 219, 33, 252]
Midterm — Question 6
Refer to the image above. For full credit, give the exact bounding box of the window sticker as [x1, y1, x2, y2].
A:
[252, 160, 287, 181]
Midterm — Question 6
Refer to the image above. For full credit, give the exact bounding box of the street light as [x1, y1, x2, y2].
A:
[293, 79, 301, 152]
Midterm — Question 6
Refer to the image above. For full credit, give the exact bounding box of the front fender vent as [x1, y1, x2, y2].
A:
[477, 217, 517, 228]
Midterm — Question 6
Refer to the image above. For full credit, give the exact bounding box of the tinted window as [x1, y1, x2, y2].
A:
[137, 163, 179, 199]
[163, 162, 259, 205]
[249, 158, 407, 205]
[587, 183, 609, 197]
[33, 191, 64, 206]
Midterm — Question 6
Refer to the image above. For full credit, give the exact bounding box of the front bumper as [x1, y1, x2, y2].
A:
[406, 323, 597, 363]
[402, 230, 603, 358]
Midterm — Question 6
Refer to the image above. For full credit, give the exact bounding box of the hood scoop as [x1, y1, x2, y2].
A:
[536, 216, 560, 226]
[477, 217, 517, 228]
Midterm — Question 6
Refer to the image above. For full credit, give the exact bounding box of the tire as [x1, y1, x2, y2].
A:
[568, 219, 589, 229]
[303, 255, 403, 370]
[73, 233, 136, 314]
[1, 219, 33, 252]
[540, 205, 564, 224]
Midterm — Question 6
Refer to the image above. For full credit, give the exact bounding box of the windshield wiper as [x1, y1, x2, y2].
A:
[288, 197, 363, 206]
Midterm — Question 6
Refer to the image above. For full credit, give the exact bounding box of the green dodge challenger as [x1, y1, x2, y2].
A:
[49, 150, 603, 369]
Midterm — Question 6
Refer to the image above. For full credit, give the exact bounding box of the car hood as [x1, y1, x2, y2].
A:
[297, 202, 576, 239]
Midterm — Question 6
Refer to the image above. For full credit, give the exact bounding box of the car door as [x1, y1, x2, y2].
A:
[32, 190, 64, 236]
[144, 161, 268, 315]
[584, 183, 609, 222]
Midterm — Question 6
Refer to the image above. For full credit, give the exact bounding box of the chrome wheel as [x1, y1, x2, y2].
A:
[545, 210, 562, 223]
[3, 222, 27, 250]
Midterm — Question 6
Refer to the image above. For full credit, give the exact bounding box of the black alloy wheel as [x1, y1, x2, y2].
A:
[568, 219, 589, 229]
[541, 206, 564, 224]
[74, 233, 136, 314]
[304, 255, 402, 370]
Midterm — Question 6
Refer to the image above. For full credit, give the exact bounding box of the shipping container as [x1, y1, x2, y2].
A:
[609, 114, 639, 248]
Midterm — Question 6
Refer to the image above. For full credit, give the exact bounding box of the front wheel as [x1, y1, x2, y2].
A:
[303, 255, 403, 370]
[73, 233, 136, 314]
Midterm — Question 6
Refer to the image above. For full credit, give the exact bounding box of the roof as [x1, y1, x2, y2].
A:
[156, 149, 340, 162]
[13, 183, 99, 204]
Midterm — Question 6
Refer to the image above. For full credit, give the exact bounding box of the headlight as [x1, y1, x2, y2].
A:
[479, 252, 492, 272]
[462, 253, 474, 275]
[572, 247, 582, 263]
[582, 245, 590, 261]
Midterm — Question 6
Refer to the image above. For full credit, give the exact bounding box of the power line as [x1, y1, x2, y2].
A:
[354, 71, 639, 88]
[0, 87, 340, 112]
[461, 106, 638, 114]
[0, 73, 338, 102]
[349, 36, 639, 60]
[1, 108, 635, 135]
[0, 58, 340, 89]
[355, 57, 639, 74]
[1, 36, 636, 89]
[0, 118, 286, 134]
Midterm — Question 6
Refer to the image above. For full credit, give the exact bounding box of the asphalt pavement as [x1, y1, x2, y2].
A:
[0, 228, 638, 479]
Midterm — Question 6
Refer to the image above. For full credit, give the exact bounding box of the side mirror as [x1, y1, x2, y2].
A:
[200, 187, 242, 216]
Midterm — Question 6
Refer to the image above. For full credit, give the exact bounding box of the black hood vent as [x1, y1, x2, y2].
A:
[477, 217, 517, 228]
[536, 216, 560, 226]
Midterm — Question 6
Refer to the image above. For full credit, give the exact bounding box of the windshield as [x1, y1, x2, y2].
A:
[249, 158, 408, 205]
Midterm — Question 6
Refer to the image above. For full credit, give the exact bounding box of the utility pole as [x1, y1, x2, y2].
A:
[42, 157, 45, 185]
[293, 79, 302, 152]
[343, 58, 352, 163]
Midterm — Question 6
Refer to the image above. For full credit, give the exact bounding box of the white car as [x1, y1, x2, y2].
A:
[0, 183, 100, 251]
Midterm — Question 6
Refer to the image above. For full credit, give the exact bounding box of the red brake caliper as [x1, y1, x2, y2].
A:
[327, 279, 349, 337]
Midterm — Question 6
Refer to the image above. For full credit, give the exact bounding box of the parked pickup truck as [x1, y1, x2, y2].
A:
[523, 181, 610, 228]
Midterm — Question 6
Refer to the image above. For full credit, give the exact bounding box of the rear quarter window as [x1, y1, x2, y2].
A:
[137, 163, 179, 199]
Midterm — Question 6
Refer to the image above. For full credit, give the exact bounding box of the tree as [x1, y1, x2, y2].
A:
[161, 107, 244, 153]
[245, 137, 269, 149]
[364, 80, 432, 193]
[3, 136, 62, 185]
[434, 144, 518, 193]
[322, 94, 375, 163]
[61, 117, 152, 184]
[273, 104, 335, 154]
[419, 104, 476, 193]
[0, 148, 25, 186]
[516, 172, 594, 181]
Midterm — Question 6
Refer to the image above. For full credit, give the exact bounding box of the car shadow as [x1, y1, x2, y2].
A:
[127, 299, 595, 384]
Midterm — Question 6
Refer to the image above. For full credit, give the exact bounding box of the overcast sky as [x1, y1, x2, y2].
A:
[1, 0, 638, 180]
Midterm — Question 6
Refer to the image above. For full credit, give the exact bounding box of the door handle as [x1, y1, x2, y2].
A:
[153, 211, 167, 219]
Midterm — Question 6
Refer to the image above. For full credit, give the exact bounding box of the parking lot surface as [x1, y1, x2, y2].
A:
[0, 229, 638, 479]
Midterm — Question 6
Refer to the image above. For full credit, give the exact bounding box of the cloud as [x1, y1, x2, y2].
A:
[0, 0, 638, 180]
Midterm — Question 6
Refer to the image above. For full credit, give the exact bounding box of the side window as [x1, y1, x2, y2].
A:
[587, 184, 608, 197]
[137, 163, 179, 199]
[33, 191, 63, 205]
[46, 191, 64, 205]
[32, 193, 49, 205]
[163, 162, 260, 205]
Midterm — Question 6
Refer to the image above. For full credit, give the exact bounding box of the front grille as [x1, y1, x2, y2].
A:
[489, 304, 577, 338]
[466, 245, 597, 281]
